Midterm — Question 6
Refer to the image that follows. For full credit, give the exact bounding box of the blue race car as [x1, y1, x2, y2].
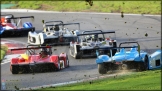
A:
[0, 14, 35, 37]
[95, 41, 161, 74]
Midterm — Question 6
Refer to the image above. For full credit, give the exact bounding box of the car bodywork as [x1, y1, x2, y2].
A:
[95, 42, 162, 74]
[149, 50, 161, 70]
[10, 45, 69, 74]
[69, 30, 117, 59]
[0, 14, 35, 36]
[27, 20, 80, 45]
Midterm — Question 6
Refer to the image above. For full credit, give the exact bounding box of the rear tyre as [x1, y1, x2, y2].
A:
[56, 65, 60, 71]
[144, 56, 149, 70]
[10, 65, 19, 74]
[140, 56, 149, 71]
[98, 63, 107, 74]
[137, 56, 149, 71]
[74, 53, 79, 59]
[75, 51, 83, 59]
[56, 59, 61, 71]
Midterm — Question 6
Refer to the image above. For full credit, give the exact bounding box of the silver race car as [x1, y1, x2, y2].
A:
[69, 30, 117, 59]
[28, 20, 80, 45]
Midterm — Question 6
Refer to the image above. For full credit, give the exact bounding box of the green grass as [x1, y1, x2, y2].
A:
[1, 4, 16, 9]
[0, 45, 8, 62]
[1, 1, 161, 15]
[39, 70, 161, 90]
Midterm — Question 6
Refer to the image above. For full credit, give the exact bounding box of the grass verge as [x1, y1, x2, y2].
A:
[39, 69, 161, 90]
[1, 1, 161, 15]
[0, 44, 8, 62]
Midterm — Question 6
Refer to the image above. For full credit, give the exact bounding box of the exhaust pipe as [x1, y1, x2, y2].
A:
[122, 64, 128, 70]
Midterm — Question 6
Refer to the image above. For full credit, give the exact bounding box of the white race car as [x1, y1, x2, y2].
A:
[28, 20, 80, 45]
[69, 30, 117, 59]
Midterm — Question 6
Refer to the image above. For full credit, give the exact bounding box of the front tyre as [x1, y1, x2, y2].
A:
[74, 53, 80, 59]
[98, 63, 107, 74]
[142, 56, 149, 71]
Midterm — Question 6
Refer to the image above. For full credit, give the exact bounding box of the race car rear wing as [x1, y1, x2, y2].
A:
[5, 16, 34, 19]
[10, 46, 51, 51]
[45, 20, 63, 24]
[5, 16, 34, 28]
[1, 14, 14, 18]
[42, 20, 64, 32]
[10, 45, 53, 55]
[119, 41, 140, 55]
[45, 23, 80, 30]
[78, 31, 115, 36]
[119, 41, 140, 48]
[27, 44, 52, 48]
[94, 41, 140, 57]
[82, 30, 103, 34]
[77, 30, 116, 41]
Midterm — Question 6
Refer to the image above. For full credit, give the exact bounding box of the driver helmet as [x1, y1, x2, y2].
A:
[130, 45, 137, 52]
[5, 16, 12, 23]
[54, 25, 59, 31]
[92, 34, 98, 39]
[91, 34, 98, 41]
[84, 35, 92, 42]
[40, 48, 48, 55]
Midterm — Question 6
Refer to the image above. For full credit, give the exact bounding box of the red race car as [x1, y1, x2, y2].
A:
[10, 45, 69, 74]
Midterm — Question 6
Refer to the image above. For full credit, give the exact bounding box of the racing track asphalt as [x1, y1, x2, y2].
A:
[1, 11, 161, 90]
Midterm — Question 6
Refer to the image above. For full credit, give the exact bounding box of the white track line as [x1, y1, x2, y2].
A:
[1, 54, 21, 65]
[20, 73, 130, 90]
